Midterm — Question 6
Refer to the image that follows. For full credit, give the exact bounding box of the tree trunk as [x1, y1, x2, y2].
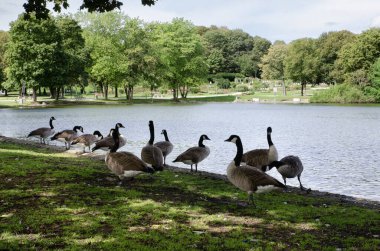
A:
[38, 87, 42, 96]
[103, 84, 109, 100]
[32, 87, 37, 102]
[114, 86, 118, 98]
[55, 87, 60, 101]
[301, 83, 305, 96]
[172, 83, 179, 101]
[80, 86, 84, 94]
[43, 88, 47, 96]
[126, 85, 133, 102]
[61, 87, 64, 98]
[49, 87, 55, 99]
[4, 89, 8, 96]
[282, 78, 286, 96]
[180, 84, 189, 98]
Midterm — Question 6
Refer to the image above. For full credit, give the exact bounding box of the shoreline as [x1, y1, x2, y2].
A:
[1, 135, 379, 210]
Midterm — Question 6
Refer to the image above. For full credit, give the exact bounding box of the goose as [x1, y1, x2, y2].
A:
[225, 135, 285, 206]
[92, 124, 126, 152]
[154, 129, 174, 165]
[50, 125, 83, 150]
[71, 130, 103, 153]
[105, 123, 154, 181]
[173, 134, 210, 172]
[27, 116, 56, 144]
[242, 127, 278, 169]
[267, 155, 307, 191]
[141, 121, 164, 171]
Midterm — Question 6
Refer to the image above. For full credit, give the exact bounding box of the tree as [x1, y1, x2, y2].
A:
[335, 28, 380, 85]
[260, 41, 288, 94]
[367, 58, 380, 101]
[285, 38, 319, 96]
[202, 27, 254, 74]
[0, 31, 9, 95]
[5, 14, 64, 102]
[153, 18, 207, 100]
[23, 0, 157, 19]
[316, 30, 355, 84]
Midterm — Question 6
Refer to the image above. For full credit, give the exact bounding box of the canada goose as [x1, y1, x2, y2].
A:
[51, 125, 83, 150]
[225, 135, 285, 205]
[105, 123, 154, 181]
[242, 127, 278, 169]
[141, 121, 164, 171]
[267, 155, 307, 191]
[92, 124, 125, 152]
[27, 116, 56, 144]
[71, 130, 103, 153]
[173, 134, 210, 172]
[154, 129, 174, 165]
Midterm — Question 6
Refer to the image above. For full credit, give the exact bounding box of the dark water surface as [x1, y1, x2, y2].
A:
[1, 103, 379, 201]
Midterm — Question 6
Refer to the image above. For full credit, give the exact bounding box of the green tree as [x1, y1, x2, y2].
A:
[285, 38, 319, 96]
[23, 0, 156, 19]
[336, 28, 380, 86]
[0, 31, 9, 95]
[316, 30, 355, 84]
[154, 18, 207, 100]
[55, 16, 89, 99]
[367, 58, 380, 101]
[260, 41, 288, 94]
[5, 14, 64, 102]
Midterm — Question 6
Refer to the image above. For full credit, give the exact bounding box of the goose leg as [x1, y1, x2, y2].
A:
[190, 164, 193, 172]
[195, 164, 198, 172]
[298, 175, 306, 191]
[248, 192, 256, 207]
[163, 156, 166, 166]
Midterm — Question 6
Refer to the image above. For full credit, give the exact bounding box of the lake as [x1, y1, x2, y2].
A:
[1, 103, 379, 201]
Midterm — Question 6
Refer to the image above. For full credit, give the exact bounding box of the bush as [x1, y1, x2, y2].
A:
[310, 83, 375, 103]
[189, 86, 201, 94]
[216, 78, 231, 89]
[235, 84, 249, 92]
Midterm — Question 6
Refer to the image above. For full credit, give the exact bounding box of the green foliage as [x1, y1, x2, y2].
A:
[336, 28, 380, 84]
[260, 42, 288, 80]
[5, 14, 65, 100]
[235, 83, 249, 92]
[310, 83, 374, 103]
[367, 58, 380, 101]
[215, 78, 230, 89]
[316, 30, 355, 84]
[0, 31, 9, 88]
[0, 140, 379, 250]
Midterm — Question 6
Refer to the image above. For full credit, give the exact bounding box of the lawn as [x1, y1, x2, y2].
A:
[0, 138, 379, 250]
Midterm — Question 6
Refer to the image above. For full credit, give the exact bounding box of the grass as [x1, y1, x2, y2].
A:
[0, 140, 380, 250]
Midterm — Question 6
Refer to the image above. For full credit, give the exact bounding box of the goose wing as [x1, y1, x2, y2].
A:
[154, 141, 174, 156]
[238, 165, 285, 189]
[174, 146, 209, 163]
[141, 145, 164, 168]
[106, 151, 150, 175]
[92, 136, 114, 150]
[28, 127, 54, 138]
[242, 149, 269, 167]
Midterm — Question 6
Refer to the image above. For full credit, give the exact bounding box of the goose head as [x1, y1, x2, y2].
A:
[73, 126, 84, 133]
[224, 135, 239, 144]
[93, 130, 103, 139]
[267, 127, 272, 134]
[115, 123, 125, 129]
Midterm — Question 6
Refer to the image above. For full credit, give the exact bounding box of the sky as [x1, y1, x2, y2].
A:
[1, 0, 380, 42]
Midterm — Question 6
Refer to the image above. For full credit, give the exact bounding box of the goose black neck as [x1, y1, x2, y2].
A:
[267, 132, 273, 147]
[49, 118, 54, 129]
[148, 123, 154, 145]
[110, 127, 120, 153]
[163, 131, 169, 142]
[234, 137, 243, 166]
[198, 137, 205, 147]
[268, 160, 283, 169]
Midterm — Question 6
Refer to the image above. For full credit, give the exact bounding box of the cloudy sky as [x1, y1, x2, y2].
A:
[1, 0, 380, 42]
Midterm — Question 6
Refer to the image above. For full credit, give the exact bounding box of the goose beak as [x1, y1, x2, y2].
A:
[224, 139, 230, 142]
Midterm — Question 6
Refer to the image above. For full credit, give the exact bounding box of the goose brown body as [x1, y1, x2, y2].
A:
[106, 123, 154, 180]
[154, 130, 173, 165]
[27, 117, 56, 144]
[242, 127, 278, 168]
[141, 121, 164, 171]
[173, 135, 210, 172]
[51, 126, 83, 150]
[71, 131, 103, 152]
[225, 135, 285, 205]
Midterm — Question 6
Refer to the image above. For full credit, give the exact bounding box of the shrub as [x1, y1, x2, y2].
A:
[310, 83, 375, 103]
[216, 78, 231, 89]
[190, 86, 201, 94]
[235, 84, 249, 92]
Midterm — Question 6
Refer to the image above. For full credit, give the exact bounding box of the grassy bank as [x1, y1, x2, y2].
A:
[0, 139, 379, 250]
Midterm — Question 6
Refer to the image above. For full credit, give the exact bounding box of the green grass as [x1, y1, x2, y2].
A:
[0, 140, 380, 250]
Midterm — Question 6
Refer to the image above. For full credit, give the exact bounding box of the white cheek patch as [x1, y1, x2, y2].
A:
[231, 137, 237, 143]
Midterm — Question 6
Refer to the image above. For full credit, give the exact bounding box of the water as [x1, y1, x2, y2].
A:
[1, 103, 379, 201]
